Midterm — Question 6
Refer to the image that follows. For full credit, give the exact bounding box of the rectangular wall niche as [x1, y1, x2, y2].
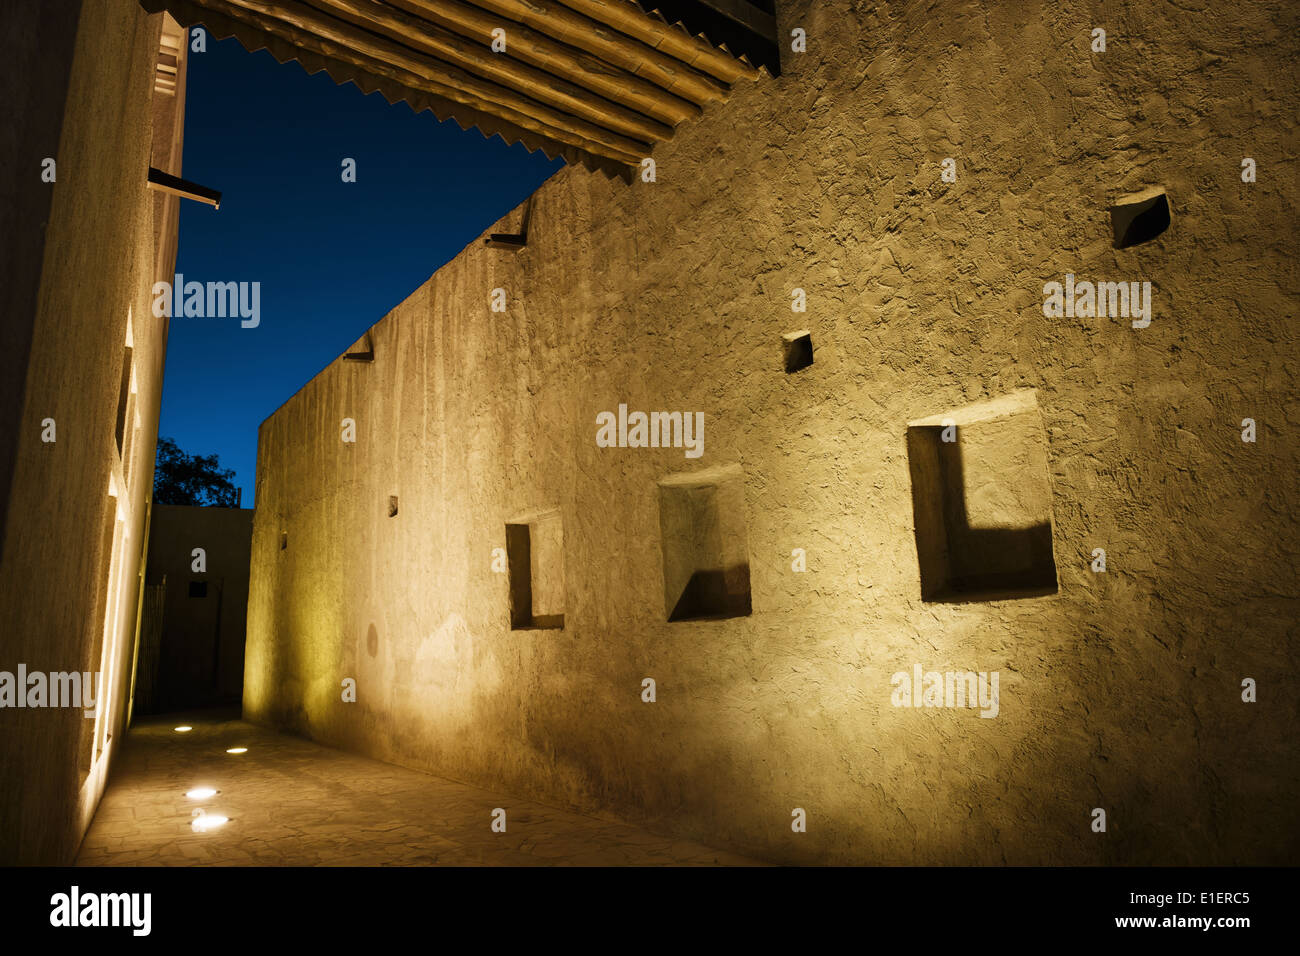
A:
[505, 509, 564, 630]
[1109, 186, 1170, 249]
[658, 464, 753, 622]
[783, 329, 813, 373]
[906, 391, 1059, 602]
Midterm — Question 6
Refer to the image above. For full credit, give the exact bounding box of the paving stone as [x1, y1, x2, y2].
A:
[76, 713, 763, 867]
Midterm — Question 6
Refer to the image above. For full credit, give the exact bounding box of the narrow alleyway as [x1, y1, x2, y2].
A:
[76, 712, 761, 866]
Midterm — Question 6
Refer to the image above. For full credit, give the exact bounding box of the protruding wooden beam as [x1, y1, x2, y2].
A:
[147, 167, 222, 208]
[466, 0, 733, 103]
[485, 194, 532, 249]
[186, 0, 650, 166]
[383, 0, 703, 125]
[556, 0, 761, 84]
[306, 0, 676, 143]
[692, 0, 776, 39]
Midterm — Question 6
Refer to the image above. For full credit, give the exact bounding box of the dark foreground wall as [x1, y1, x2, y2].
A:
[247, 0, 1300, 864]
[136, 506, 253, 714]
[0, 1, 185, 864]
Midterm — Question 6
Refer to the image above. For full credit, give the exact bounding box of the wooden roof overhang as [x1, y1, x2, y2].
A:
[139, 0, 773, 178]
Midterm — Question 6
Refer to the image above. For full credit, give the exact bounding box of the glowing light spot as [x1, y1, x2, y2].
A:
[185, 788, 218, 799]
[174, 726, 192, 733]
[225, 747, 247, 754]
[191, 813, 229, 832]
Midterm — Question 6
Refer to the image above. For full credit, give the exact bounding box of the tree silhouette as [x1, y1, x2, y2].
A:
[153, 437, 238, 507]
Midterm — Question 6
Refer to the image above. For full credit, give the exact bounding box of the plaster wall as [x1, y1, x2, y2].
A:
[0, 1, 185, 864]
[140, 505, 254, 713]
[247, 0, 1300, 864]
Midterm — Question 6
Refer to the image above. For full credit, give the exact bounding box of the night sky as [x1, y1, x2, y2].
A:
[161, 33, 562, 506]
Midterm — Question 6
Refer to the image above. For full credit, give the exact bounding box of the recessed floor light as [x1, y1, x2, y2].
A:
[191, 813, 229, 832]
[174, 726, 192, 733]
[225, 747, 247, 754]
[185, 788, 219, 799]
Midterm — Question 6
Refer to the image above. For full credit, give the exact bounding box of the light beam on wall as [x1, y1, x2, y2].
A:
[191, 811, 229, 832]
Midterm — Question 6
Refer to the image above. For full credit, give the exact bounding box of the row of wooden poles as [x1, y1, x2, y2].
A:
[178, 0, 761, 169]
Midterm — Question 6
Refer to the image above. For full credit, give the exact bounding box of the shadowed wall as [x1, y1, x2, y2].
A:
[246, 0, 1300, 864]
[137, 505, 253, 714]
[0, 0, 185, 864]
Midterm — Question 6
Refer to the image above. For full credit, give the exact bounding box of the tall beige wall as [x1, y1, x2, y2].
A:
[247, 0, 1300, 864]
[140, 506, 254, 713]
[0, 1, 184, 864]
[0, 1, 83, 544]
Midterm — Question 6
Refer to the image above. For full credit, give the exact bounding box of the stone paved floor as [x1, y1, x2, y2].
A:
[76, 710, 762, 866]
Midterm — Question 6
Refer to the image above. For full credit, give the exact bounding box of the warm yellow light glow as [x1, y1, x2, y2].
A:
[191, 813, 229, 832]
[185, 787, 218, 799]
[225, 747, 247, 754]
[174, 726, 193, 733]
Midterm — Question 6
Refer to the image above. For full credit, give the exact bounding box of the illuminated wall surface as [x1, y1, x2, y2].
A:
[246, 0, 1300, 864]
[0, 0, 186, 864]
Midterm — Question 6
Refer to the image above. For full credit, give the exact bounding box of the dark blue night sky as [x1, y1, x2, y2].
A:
[161, 33, 562, 506]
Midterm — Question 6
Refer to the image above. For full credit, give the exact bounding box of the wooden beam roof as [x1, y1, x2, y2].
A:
[140, 0, 767, 177]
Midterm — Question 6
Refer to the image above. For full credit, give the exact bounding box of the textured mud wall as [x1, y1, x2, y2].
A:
[143, 506, 254, 711]
[0, 1, 83, 549]
[0, 1, 179, 864]
[247, 0, 1300, 864]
